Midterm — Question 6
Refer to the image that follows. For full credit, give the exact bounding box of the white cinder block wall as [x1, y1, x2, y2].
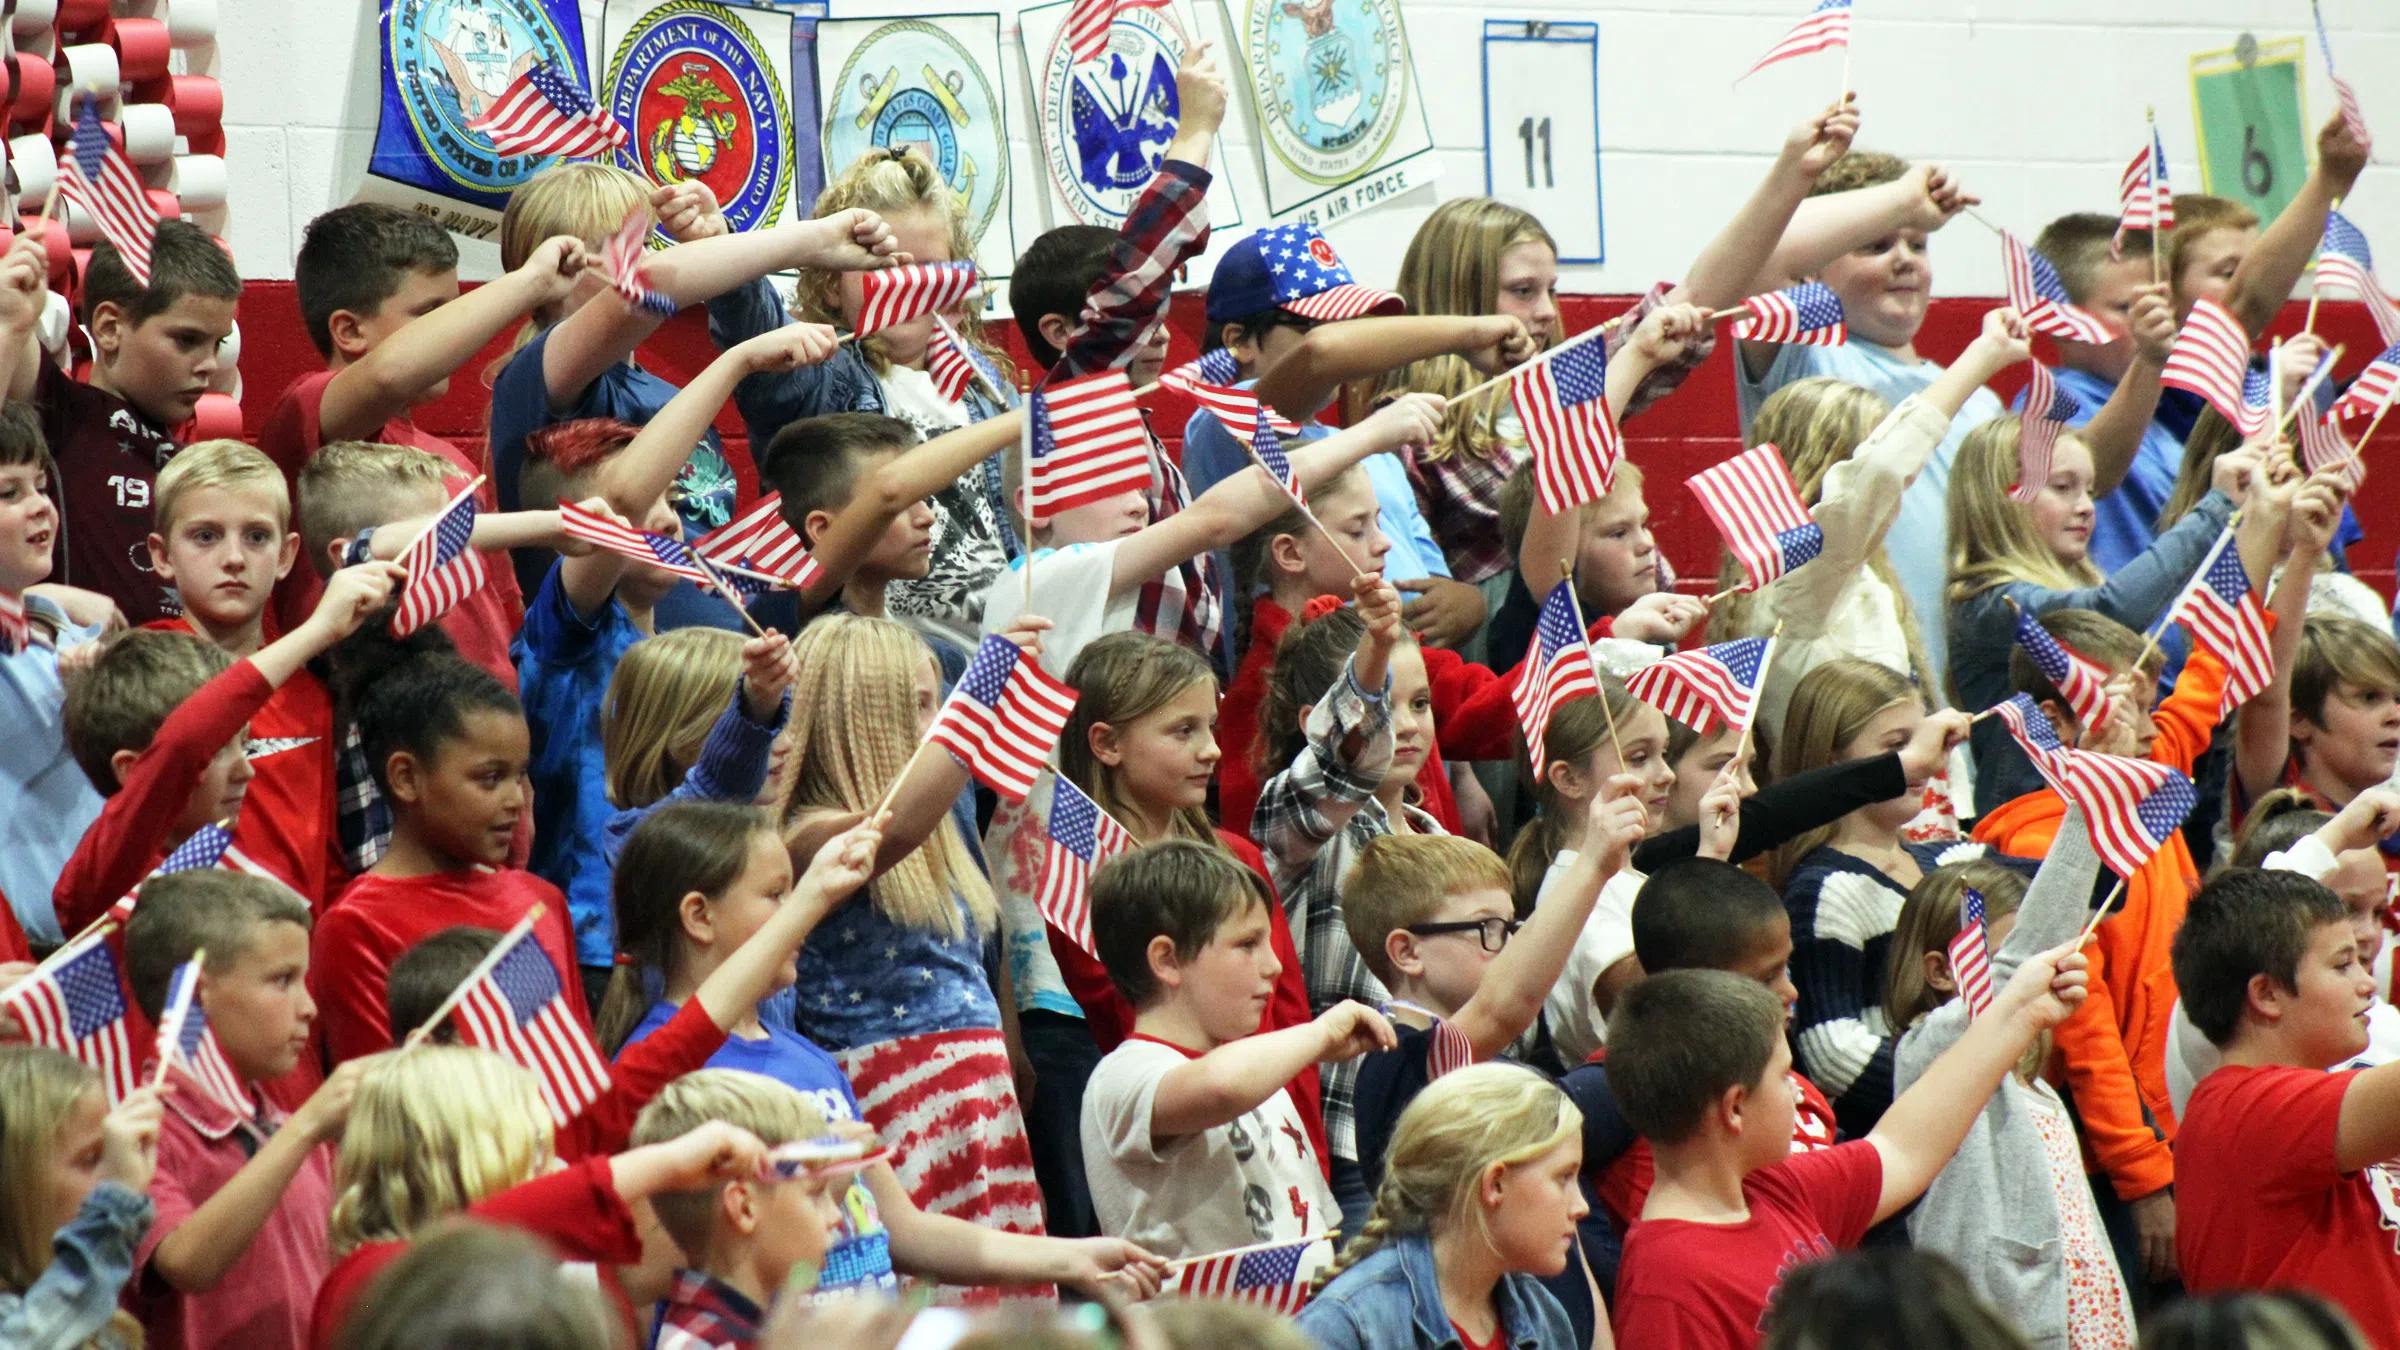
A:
[214, 0, 2400, 300]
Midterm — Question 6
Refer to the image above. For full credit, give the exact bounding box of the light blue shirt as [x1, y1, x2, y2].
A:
[1738, 338, 2006, 687]
[0, 596, 103, 943]
[1178, 397, 1452, 583]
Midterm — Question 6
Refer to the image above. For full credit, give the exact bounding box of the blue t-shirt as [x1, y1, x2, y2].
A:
[794, 894, 1000, 1052]
[513, 561, 645, 970]
[1177, 400, 1452, 584]
[489, 327, 736, 533]
[622, 1001, 899, 1298]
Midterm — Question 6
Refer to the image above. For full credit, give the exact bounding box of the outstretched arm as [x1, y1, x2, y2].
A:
[1674, 98, 1858, 311]
[591, 322, 841, 520]
[1253, 315, 1529, 425]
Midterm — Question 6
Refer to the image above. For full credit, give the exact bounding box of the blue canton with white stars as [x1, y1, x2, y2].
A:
[525, 61, 597, 118]
[490, 939, 566, 1022]
[56, 944, 125, 1040]
[1548, 338, 1610, 408]
[1784, 282, 1846, 334]
[1251, 223, 1360, 305]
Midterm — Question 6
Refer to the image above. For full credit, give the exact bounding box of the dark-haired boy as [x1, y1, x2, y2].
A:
[2172, 866, 2400, 1344]
[1081, 839, 1391, 1259]
[1607, 949, 2086, 1350]
[120, 868, 366, 1350]
[0, 223, 239, 625]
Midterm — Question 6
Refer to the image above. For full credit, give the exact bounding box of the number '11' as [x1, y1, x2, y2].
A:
[1518, 116, 1553, 189]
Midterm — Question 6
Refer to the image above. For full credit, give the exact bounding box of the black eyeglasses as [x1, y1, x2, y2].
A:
[1405, 917, 1522, 952]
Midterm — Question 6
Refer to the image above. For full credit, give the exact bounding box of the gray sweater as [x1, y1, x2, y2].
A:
[1892, 808, 2110, 1350]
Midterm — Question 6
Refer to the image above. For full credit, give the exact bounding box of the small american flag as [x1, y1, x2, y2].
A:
[0, 931, 136, 1102]
[1426, 1016, 1476, 1080]
[926, 315, 1003, 403]
[1063, 0, 1171, 62]
[1039, 775, 1135, 958]
[1169, 1236, 1336, 1315]
[154, 958, 250, 1117]
[1025, 371, 1152, 517]
[2160, 298, 2264, 436]
[2318, 212, 2400, 348]
[1157, 349, 1244, 395]
[2114, 129, 2174, 261]
[2014, 362, 2082, 504]
[2313, 2, 2373, 151]
[107, 821, 282, 925]
[1991, 690, 2069, 762]
[1949, 888, 1995, 1018]
[557, 502, 713, 587]
[1187, 382, 1302, 439]
[449, 918, 612, 1125]
[1732, 283, 1847, 346]
[855, 262, 980, 338]
[60, 99, 157, 288]
[1739, 0, 1851, 81]
[2301, 409, 2363, 489]
[602, 210, 674, 318]
[1511, 581, 1598, 769]
[1250, 409, 1305, 506]
[389, 483, 487, 638]
[1511, 339, 1621, 514]
[2333, 342, 2400, 423]
[0, 590, 25, 655]
[1625, 637, 1772, 737]
[1992, 694, 2196, 880]
[1688, 443, 1824, 591]
[2002, 232, 2116, 345]
[928, 635, 1079, 803]
[2012, 605, 2115, 733]
[2162, 524, 2274, 716]
[468, 59, 627, 161]
[694, 495, 823, 592]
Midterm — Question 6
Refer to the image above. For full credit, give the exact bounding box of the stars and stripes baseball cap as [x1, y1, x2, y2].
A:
[1205, 222, 1405, 324]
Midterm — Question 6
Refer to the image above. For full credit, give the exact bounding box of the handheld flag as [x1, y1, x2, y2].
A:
[445, 917, 612, 1125]
[602, 211, 674, 318]
[1064, 0, 1172, 62]
[1187, 383, 1303, 439]
[2001, 231, 2116, 345]
[1732, 283, 1847, 346]
[1688, 444, 1824, 591]
[2318, 212, 2400, 348]
[1625, 637, 1772, 737]
[1038, 775, 1136, 957]
[1738, 0, 1852, 81]
[1511, 339, 1622, 514]
[2160, 298, 2265, 435]
[1024, 371, 1152, 518]
[389, 483, 487, 638]
[1168, 1236, 1338, 1315]
[2114, 129, 2173, 260]
[557, 502, 713, 587]
[694, 495, 823, 592]
[108, 821, 282, 925]
[928, 635, 1079, 803]
[154, 958, 249, 1115]
[60, 98, 157, 287]
[0, 590, 26, 656]
[0, 931, 136, 1102]
[1992, 694, 2196, 880]
[2014, 362, 2082, 504]
[2332, 342, 2400, 424]
[1949, 889, 1995, 1018]
[2161, 526, 2274, 716]
[2012, 605, 2115, 733]
[855, 262, 979, 338]
[1511, 581, 1599, 769]
[468, 60, 628, 161]
[2313, 2, 2373, 151]
[1157, 348, 1244, 396]
[926, 315, 1004, 404]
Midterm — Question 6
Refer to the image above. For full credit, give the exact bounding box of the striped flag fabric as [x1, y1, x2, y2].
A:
[928, 635, 1079, 803]
[2301, 409, 2363, 489]
[0, 590, 26, 656]
[60, 98, 158, 288]
[855, 262, 980, 337]
[1992, 694, 2196, 880]
[468, 59, 628, 161]
[1157, 348, 1244, 396]
[1025, 371, 1152, 518]
[557, 502, 713, 587]
[1187, 382, 1303, 439]
[154, 958, 250, 1116]
[602, 211, 674, 318]
[1738, 0, 1852, 81]
[2313, 2, 2373, 151]
[1169, 1236, 1337, 1314]
[1063, 0, 1172, 61]
[2002, 231, 2116, 345]
[1688, 444, 1824, 591]
[1732, 283, 1847, 346]
[389, 483, 487, 638]
[1991, 690, 2070, 763]
[1511, 338, 1622, 514]
[693, 495, 824, 592]
[2013, 362, 2083, 504]
[2160, 298, 2265, 435]
[2318, 212, 2400, 347]
[1249, 409, 1306, 506]
[926, 316, 1004, 404]
[1511, 581, 1599, 769]
[1949, 889, 1995, 1018]
[0, 931, 136, 1102]
[107, 821, 283, 925]
[2114, 129, 2174, 260]
[1426, 1016, 1476, 1080]
[2013, 605, 2115, 733]
[1038, 775, 1135, 958]
[448, 920, 612, 1125]
[1625, 637, 1772, 737]
[2333, 342, 2400, 424]
[2162, 525, 2275, 716]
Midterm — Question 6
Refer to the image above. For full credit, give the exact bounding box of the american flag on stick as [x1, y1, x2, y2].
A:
[1025, 371, 1152, 518]
[2318, 212, 2400, 348]
[1991, 694, 2196, 880]
[927, 315, 1005, 404]
[1688, 444, 1824, 591]
[1063, 0, 1172, 62]
[602, 211, 674, 318]
[1038, 775, 1135, 958]
[928, 635, 1079, 803]
[2114, 128, 2173, 261]
[440, 912, 612, 1125]
[2160, 298, 2266, 436]
[1625, 637, 1772, 737]
[855, 262, 979, 338]
[1732, 283, 1847, 346]
[2162, 524, 2274, 716]
[468, 60, 628, 161]
[2333, 342, 2400, 424]
[2014, 362, 2082, 504]
[154, 957, 250, 1115]
[1157, 349, 1243, 396]
[60, 98, 157, 287]
[1949, 889, 1995, 1018]
[2001, 231, 2116, 345]
[558, 502, 713, 587]
[2012, 604, 2115, 733]
[1511, 338, 1622, 514]
[107, 821, 283, 925]
[694, 495, 824, 592]
[2313, 2, 2373, 152]
[1737, 0, 1851, 82]
[1188, 383, 1303, 439]
[389, 481, 487, 638]
[0, 929, 136, 1102]
[1168, 1235, 1338, 1314]
[2301, 409, 2364, 490]
[1511, 581, 1599, 769]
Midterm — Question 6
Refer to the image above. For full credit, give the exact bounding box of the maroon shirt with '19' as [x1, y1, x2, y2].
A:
[34, 355, 183, 625]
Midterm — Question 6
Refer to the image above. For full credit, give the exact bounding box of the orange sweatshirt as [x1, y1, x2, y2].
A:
[1973, 640, 2237, 1202]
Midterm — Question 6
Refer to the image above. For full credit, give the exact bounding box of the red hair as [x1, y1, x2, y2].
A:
[523, 417, 638, 475]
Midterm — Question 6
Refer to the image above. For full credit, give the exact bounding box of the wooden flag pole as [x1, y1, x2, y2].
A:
[2079, 877, 2129, 947]
[1247, 446, 1365, 578]
[870, 739, 934, 826]
[2146, 107, 2164, 290]
[1452, 315, 1627, 405]
[1557, 557, 1627, 770]
[2306, 197, 2340, 337]
[405, 909, 542, 1048]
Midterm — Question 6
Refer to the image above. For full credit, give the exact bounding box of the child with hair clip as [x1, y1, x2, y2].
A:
[0, 1049, 161, 1350]
[1297, 1063, 1585, 1350]
[1886, 816, 2138, 1349]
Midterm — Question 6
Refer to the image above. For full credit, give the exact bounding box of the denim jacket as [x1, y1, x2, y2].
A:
[0, 1181, 151, 1350]
[1297, 1233, 1576, 1350]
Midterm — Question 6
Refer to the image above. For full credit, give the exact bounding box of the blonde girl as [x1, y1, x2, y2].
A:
[0, 1049, 158, 1350]
[602, 626, 795, 838]
[1297, 1064, 1586, 1350]
[1773, 659, 1976, 1138]
[1886, 815, 2138, 1350]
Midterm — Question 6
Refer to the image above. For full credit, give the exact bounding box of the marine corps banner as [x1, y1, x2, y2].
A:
[603, 0, 804, 242]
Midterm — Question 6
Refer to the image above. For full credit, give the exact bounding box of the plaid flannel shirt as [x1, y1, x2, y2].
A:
[652, 1269, 764, 1350]
[1252, 655, 1442, 1161]
[333, 532, 393, 873]
[1040, 160, 1225, 668]
[1404, 437, 1525, 584]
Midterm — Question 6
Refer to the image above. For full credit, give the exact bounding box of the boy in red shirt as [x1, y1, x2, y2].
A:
[2172, 865, 2400, 1347]
[120, 867, 366, 1350]
[1606, 947, 2088, 1350]
[0, 223, 239, 626]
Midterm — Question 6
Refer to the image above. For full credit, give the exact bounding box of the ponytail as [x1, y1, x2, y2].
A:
[1505, 683, 1642, 918]
[598, 801, 769, 1055]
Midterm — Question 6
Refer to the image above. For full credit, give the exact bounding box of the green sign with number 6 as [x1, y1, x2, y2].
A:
[2189, 35, 2309, 228]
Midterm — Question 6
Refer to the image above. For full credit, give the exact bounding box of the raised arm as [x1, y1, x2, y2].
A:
[1148, 1002, 1393, 1140]
[592, 322, 840, 520]
[1743, 163, 1974, 380]
[2080, 286, 2178, 496]
[1674, 98, 1858, 311]
[2223, 112, 2369, 338]
[1252, 580, 1402, 870]
[0, 232, 46, 402]
[2237, 471, 2345, 800]
[801, 412, 1023, 608]
[1254, 316, 1527, 426]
